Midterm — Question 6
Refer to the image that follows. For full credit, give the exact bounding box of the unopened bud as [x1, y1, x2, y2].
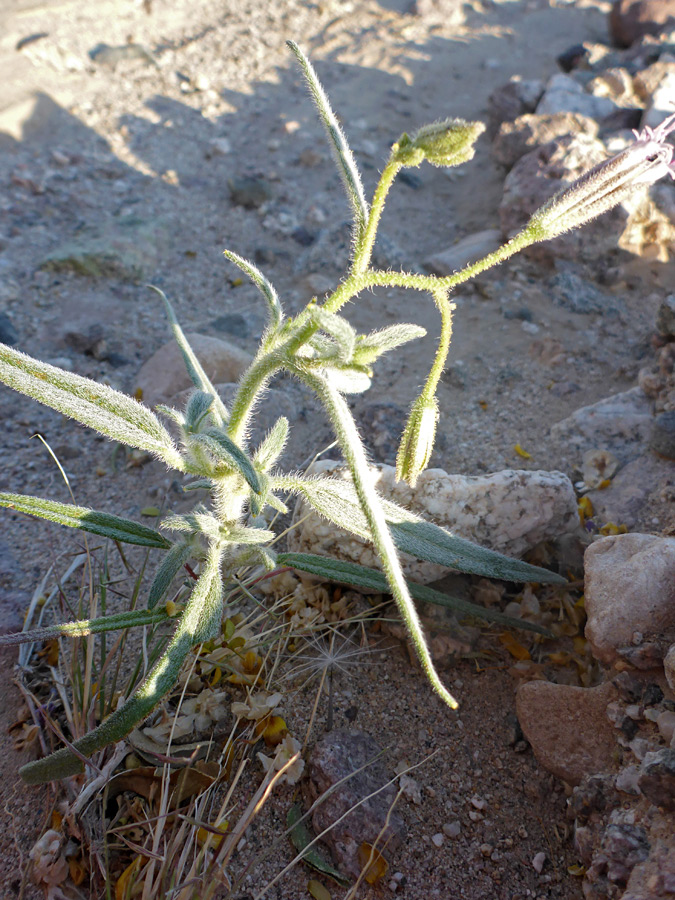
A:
[524, 113, 675, 242]
[394, 118, 485, 169]
[396, 395, 439, 486]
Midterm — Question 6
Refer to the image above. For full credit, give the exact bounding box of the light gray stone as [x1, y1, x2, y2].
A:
[664, 644, 675, 692]
[585, 453, 673, 529]
[550, 387, 652, 464]
[425, 230, 502, 276]
[136, 333, 251, 409]
[536, 73, 620, 119]
[584, 534, 675, 668]
[289, 461, 578, 583]
[642, 72, 675, 127]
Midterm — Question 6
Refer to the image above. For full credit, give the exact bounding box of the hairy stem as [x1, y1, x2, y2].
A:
[303, 371, 457, 710]
[351, 155, 403, 276]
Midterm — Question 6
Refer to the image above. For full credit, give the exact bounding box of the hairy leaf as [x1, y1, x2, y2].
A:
[0, 492, 170, 549]
[0, 343, 184, 469]
[279, 552, 552, 635]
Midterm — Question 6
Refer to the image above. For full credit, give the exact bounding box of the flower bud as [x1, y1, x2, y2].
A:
[393, 118, 485, 169]
[524, 112, 675, 242]
[396, 395, 439, 486]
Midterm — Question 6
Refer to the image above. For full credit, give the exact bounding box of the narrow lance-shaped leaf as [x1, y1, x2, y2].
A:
[223, 249, 283, 329]
[311, 309, 356, 363]
[0, 343, 185, 470]
[275, 474, 566, 585]
[147, 539, 194, 609]
[149, 286, 229, 427]
[354, 323, 427, 366]
[254, 417, 289, 472]
[278, 552, 552, 636]
[190, 428, 262, 494]
[0, 608, 173, 646]
[20, 542, 224, 784]
[0, 492, 170, 549]
[287, 40, 369, 243]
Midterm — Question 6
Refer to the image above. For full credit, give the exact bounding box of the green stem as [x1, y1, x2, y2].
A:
[423, 288, 454, 400]
[303, 371, 457, 711]
[20, 546, 223, 784]
[226, 352, 284, 446]
[351, 156, 403, 277]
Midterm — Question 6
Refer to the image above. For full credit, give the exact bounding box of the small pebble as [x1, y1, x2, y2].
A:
[443, 821, 461, 838]
[480, 843, 493, 857]
[532, 852, 546, 873]
[431, 833, 444, 848]
[470, 796, 487, 810]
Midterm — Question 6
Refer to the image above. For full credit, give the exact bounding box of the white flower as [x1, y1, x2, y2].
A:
[257, 734, 305, 785]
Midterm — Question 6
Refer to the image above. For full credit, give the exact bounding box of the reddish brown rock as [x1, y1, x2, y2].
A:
[306, 730, 405, 878]
[584, 534, 675, 668]
[609, 0, 675, 48]
[516, 681, 618, 785]
[498, 134, 628, 264]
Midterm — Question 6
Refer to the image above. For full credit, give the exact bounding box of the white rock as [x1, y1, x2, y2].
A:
[425, 229, 502, 276]
[665, 644, 675, 692]
[550, 387, 652, 464]
[642, 72, 675, 129]
[584, 534, 675, 668]
[136, 333, 251, 408]
[288, 461, 578, 583]
[536, 73, 619, 119]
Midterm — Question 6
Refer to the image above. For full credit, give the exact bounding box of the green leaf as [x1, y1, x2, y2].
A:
[311, 309, 356, 363]
[287, 803, 350, 887]
[278, 552, 552, 635]
[276, 475, 566, 585]
[0, 343, 184, 470]
[0, 492, 170, 549]
[184, 390, 215, 433]
[225, 524, 275, 545]
[254, 417, 289, 472]
[148, 539, 194, 609]
[19, 543, 223, 784]
[287, 41, 368, 245]
[223, 249, 283, 328]
[190, 428, 262, 494]
[323, 364, 372, 394]
[354, 323, 427, 366]
[0, 608, 172, 646]
[150, 286, 229, 427]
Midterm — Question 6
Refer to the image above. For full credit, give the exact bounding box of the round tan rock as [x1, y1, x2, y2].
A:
[135, 333, 252, 408]
[516, 681, 618, 786]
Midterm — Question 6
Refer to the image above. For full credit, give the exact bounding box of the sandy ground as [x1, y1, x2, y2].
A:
[0, 0, 672, 897]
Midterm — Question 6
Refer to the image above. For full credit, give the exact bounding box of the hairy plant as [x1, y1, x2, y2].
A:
[2, 43, 673, 787]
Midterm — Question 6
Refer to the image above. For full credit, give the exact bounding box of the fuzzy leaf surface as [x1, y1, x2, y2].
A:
[278, 552, 552, 635]
[277, 475, 565, 584]
[0, 343, 184, 468]
[0, 492, 170, 549]
[0, 608, 172, 646]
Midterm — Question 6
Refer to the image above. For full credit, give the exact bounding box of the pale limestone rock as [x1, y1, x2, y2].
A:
[665, 645, 675, 693]
[136, 333, 251, 408]
[584, 534, 675, 668]
[289, 461, 578, 583]
[516, 681, 618, 785]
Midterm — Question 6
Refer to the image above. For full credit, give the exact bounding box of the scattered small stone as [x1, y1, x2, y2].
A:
[547, 266, 619, 316]
[207, 137, 232, 157]
[469, 796, 487, 810]
[616, 765, 641, 794]
[431, 833, 444, 848]
[536, 73, 619, 120]
[480, 843, 494, 857]
[487, 76, 545, 135]
[228, 176, 273, 209]
[665, 645, 675, 692]
[399, 774, 423, 805]
[649, 410, 675, 459]
[0, 312, 18, 345]
[655, 295, 675, 338]
[89, 42, 155, 68]
[443, 821, 461, 838]
[210, 313, 250, 339]
[532, 851, 546, 873]
[638, 749, 675, 810]
[425, 230, 502, 276]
